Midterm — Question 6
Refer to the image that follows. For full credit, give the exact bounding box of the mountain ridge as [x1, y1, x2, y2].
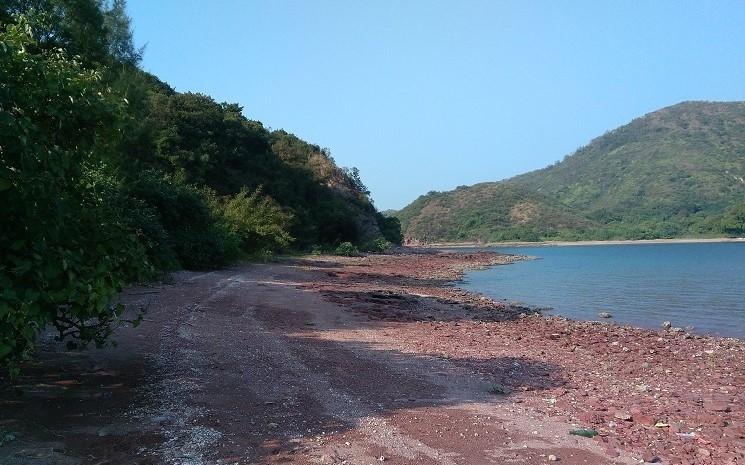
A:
[395, 101, 745, 242]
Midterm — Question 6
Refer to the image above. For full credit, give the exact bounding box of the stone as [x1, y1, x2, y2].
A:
[642, 453, 662, 463]
[614, 411, 633, 422]
[704, 401, 731, 412]
[548, 454, 558, 461]
[662, 321, 672, 329]
[598, 312, 612, 318]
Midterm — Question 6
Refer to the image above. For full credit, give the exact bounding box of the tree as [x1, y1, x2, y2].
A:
[219, 188, 294, 253]
[103, 0, 143, 65]
[722, 203, 745, 236]
[0, 17, 150, 376]
[1, 0, 142, 66]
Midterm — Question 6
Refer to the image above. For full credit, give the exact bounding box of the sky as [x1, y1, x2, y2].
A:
[127, 0, 745, 210]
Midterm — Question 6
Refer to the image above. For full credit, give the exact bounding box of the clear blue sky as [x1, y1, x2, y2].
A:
[127, 0, 745, 210]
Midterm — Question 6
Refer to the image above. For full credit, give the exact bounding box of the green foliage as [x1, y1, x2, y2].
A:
[509, 101, 745, 239]
[125, 172, 239, 270]
[0, 18, 151, 374]
[1, 0, 142, 66]
[334, 242, 360, 257]
[2, 2, 392, 376]
[396, 102, 745, 243]
[721, 203, 745, 236]
[0, 431, 16, 447]
[396, 184, 594, 243]
[376, 213, 403, 245]
[218, 188, 294, 253]
[143, 92, 380, 247]
[364, 237, 393, 253]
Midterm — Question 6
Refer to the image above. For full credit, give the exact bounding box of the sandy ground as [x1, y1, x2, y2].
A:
[0, 250, 742, 465]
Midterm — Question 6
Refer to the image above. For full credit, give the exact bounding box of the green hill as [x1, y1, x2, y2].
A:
[397, 184, 596, 242]
[0, 2, 401, 373]
[396, 101, 745, 242]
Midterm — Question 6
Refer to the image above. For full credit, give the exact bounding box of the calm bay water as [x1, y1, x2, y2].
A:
[461, 242, 745, 338]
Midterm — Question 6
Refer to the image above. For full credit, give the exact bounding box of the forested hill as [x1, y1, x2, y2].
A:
[395, 183, 597, 243]
[396, 101, 745, 243]
[0, 1, 400, 374]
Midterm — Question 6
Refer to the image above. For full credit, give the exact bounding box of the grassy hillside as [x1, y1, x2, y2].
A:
[397, 184, 596, 242]
[397, 101, 745, 242]
[513, 101, 745, 237]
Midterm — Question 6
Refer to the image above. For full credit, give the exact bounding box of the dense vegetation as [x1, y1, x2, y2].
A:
[396, 102, 745, 242]
[0, 1, 399, 375]
[396, 184, 596, 243]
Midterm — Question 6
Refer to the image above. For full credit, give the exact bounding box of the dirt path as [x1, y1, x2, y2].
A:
[1, 252, 742, 464]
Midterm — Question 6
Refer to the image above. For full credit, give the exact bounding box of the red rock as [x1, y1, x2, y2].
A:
[614, 411, 633, 421]
[636, 414, 656, 426]
[704, 401, 731, 412]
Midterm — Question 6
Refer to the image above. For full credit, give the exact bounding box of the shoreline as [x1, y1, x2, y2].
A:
[299, 249, 744, 463]
[418, 236, 745, 248]
[2, 249, 742, 464]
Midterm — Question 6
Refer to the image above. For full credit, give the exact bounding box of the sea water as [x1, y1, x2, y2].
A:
[461, 242, 745, 338]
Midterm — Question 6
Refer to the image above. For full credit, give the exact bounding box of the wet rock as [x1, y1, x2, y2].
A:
[598, 312, 613, 319]
[662, 321, 672, 329]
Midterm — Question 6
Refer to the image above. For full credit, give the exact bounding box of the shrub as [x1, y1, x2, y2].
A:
[0, 20, 152, 375]
[218, 187, 294, 254]
[365, 237, 392, 253]
[376, 213, 403, 245]
[126, 172, 240, 270]
[334, 242, 360, 257]
[722, 203, 745, 236]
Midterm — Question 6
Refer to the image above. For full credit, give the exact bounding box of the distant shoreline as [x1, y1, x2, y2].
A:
[417, 237, 745, 248]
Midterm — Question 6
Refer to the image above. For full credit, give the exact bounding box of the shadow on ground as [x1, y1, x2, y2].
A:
[0, 259, 568, 465]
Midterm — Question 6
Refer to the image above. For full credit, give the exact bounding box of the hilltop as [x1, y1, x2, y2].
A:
[396, 101, 745, 242]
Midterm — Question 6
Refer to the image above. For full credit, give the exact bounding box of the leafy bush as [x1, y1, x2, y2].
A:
[0, 19, 152, 375]
[334, 242, 360, 257]
[125, 172, 241, 270]
[218, 187, 294, 254]
[721, 203, 745, 236]
[364, 237, 393, 253]
[376, 213, 403, 245]
[1, 4, 394, 377]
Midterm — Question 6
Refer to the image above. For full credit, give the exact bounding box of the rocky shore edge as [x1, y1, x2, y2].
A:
[297, 248, 744, 465]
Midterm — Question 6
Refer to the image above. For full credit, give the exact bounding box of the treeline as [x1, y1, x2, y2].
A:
[0, 0, 401, 375]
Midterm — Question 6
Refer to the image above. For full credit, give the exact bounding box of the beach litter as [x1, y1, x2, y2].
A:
[569, 428, 598, 438]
